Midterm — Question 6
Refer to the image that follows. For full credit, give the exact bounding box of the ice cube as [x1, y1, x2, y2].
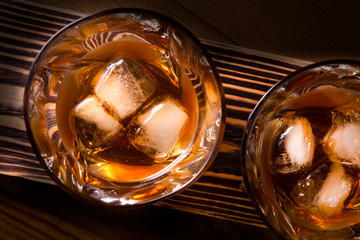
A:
[93, 57, 158, 120]
[128, 97, 188, 161]
[72, 95, 123, 148]
[312, 163, 352, 217]
[292, 162, 352, 217]
[324, 123, 360, 165]
[273, 117, 315, 173]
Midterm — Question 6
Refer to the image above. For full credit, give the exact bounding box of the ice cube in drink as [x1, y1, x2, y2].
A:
[272, 117, 315, 174]
[72, 95, 123, 148]
[93, 57, 159, 120]
[324, 122, 360, 166]
[312, 163, 352, 217]
[292, 162, 352, 217]
[128, 96, 188, 162]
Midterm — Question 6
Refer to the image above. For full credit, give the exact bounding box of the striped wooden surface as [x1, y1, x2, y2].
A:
[0, 0, 312, 229]
[0, 173, 279, 240]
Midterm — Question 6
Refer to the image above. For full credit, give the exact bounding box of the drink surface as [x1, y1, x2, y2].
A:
[261, 85, 360, 231]
[56, 34, 198, 183]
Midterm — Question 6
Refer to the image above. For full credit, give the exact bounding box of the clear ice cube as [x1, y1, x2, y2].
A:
[312, 163, 352, 217]
[324, 122, 360, 166]
[273, 117, 315, 174]
[128, 97, 188, 161]
[292, 162, 352, 217]
[72, 95, 123, 148]
[93, 57, 158, 120]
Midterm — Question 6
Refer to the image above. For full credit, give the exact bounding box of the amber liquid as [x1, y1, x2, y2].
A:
[262, 86, 360, 231]
[56, 36, 198, 183]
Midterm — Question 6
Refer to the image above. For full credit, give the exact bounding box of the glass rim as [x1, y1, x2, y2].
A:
[24, 8, 227, 207]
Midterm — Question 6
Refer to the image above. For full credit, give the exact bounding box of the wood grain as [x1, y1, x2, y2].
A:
[0, 0, 311, 229]
[0, 174, 279, 240]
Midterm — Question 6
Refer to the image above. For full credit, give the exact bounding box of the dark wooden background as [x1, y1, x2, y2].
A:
[2, 0, 360, 239]
[29, 0, 360, 62]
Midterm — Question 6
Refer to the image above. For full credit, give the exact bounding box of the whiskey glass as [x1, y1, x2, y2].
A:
[24, 9, 225, 207]
[242, 60, 360, 239]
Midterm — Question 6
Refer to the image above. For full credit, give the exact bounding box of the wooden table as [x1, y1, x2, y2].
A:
[1, 0, 360, 239]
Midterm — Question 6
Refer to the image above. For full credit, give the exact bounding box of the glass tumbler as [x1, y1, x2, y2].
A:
[242, 60, 360, 239]
[24, 9, 226, 207]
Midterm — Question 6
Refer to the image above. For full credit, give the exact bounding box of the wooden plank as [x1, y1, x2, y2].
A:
[0, 174, 279, 239]
[0, 0, 311, 228]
